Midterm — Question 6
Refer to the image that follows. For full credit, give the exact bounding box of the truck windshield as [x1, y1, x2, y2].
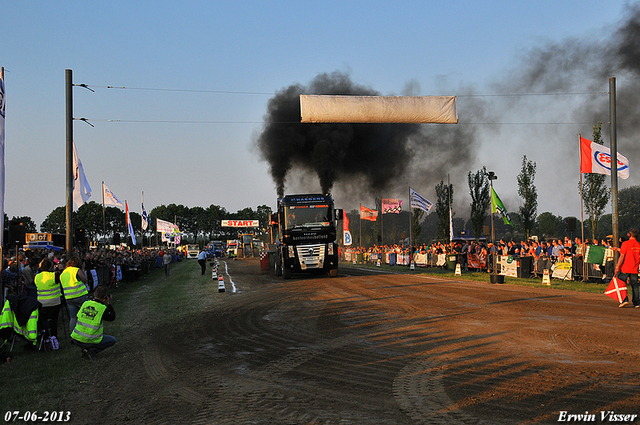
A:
[284, 205, 331, 230]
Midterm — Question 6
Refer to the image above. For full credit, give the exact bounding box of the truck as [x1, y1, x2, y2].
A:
[185, 244, 200, 259]
[271, 194, 343, 279]
[226, 240, 240, 257]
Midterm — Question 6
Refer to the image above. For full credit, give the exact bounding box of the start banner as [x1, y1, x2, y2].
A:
[221, 220, 260, 227]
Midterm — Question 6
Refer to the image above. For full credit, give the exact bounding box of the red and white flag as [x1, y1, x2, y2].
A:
[580, 136, 629, 179]
[360, 204, 378, 221]
[604, 276, 627, 303]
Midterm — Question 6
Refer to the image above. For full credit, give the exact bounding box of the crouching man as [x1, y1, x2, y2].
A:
[71, 286, 116, 360]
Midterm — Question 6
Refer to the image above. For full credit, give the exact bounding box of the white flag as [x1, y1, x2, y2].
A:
[103, 182, 123, 207]
[0, 71, 5, 247]
[72, 142, 92, 208]
[409, 188, 433, 213]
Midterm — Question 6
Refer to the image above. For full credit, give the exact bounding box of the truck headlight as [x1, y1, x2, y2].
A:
[327, 243, 334, 256]
[288, 246, 295, 257]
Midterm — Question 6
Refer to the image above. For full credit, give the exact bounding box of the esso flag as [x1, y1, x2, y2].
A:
[580, 136, 629, 179]
[221, 220, 260, 227]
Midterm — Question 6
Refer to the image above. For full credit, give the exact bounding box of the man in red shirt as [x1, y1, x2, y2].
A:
[615, 228, 640, 308]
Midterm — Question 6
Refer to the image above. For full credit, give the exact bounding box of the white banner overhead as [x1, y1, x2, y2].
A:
[221, 220, 260, 227]
[299, 95, 458, 124]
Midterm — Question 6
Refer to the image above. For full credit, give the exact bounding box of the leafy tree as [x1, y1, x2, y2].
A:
[104, 206, 124, 239]
[435, 180, 453, 242]
[9, 216, 37, 233]
[517, 155, 538, 238]
[204, 204, 228, 240]
[579, 123, 610, 240]
[75, 201, 104, 239]
[536, 212, 564, 239]
[618, 186, 640, 234]
[597, 213, 613, 241]
[411, 208, 424, 245]
[256, 205, 273, 235]
[41, 206, 68, 234]
[468, 167, 490, 241]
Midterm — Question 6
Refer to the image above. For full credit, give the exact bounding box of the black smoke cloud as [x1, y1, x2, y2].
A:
[256, 71, 487, 199]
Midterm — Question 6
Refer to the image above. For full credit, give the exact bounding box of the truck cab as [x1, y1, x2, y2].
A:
[272, 194, 342, 279]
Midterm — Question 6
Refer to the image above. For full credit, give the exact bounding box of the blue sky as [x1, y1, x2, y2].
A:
[2, 1, 636, 229]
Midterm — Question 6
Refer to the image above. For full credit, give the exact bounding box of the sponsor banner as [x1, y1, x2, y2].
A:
[551, 259, 572, 280]
[157, 218, 178, 234]
[467, 254, 487, 270]
[498, 255, 518, 277]
[26, 233, 52, 242]
[221, 220, 260, 227]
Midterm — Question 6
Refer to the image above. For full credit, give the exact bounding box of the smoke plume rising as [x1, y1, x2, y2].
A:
[256, 71, 487, 200]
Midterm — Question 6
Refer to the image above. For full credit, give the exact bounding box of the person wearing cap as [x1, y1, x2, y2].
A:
[71, 286, 116, 359]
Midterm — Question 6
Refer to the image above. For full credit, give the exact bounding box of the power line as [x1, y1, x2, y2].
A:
[92, 85, 274, 95]
[81, 118, 595, 125]
[88, 84, 607, 98]
[457, 91, 607, 97]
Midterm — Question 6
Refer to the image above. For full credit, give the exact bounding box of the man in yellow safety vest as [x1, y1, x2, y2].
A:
[71, 286, 116, 360]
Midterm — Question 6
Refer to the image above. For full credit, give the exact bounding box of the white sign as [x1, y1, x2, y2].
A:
[221, 220, 259, 227]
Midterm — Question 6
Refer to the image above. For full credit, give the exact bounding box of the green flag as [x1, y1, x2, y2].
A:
[491, 187, 513, 226]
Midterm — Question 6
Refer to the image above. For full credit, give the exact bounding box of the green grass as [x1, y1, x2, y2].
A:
[341, 261, 608, 294]
[0, 260, 204, 411]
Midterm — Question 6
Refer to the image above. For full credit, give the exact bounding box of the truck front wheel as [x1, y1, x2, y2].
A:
[328, 268, 338, 278]
[283, 267, 292, 279]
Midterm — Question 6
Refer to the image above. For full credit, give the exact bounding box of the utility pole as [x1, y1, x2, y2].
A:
[65, 69, 73, 253]
[610, 77, 619, 256]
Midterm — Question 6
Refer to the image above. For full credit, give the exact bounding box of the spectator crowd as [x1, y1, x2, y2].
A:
[342, 235, 620, 280]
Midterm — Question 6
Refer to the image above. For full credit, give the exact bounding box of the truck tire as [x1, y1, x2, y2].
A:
[283, 267, 292, 279]
[274, 254, 282, 277]
[328, 268, 338, 278]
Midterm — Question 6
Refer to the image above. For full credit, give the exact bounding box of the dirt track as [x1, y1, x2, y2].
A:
[70, 258, 640, 424]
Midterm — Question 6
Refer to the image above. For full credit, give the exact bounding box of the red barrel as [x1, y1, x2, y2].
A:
[260, 251, 270, 271]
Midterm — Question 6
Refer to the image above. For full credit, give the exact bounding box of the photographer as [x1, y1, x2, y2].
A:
[71, 286, 116, 360]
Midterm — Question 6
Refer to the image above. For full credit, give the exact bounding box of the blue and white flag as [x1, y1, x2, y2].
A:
[141, 191, 148, 230]
[409, 188, 433, 213]
[102, 182, 123, 207]
[72, 142, 92, 208]
[126, 201, 137, 245]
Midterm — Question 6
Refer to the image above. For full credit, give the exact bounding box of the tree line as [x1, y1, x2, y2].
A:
[5, 202, 273, 247]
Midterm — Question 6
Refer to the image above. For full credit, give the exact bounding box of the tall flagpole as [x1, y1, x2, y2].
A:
[448, 174, 453, 245]
[381, 200, 384, 246]
[409, 188, 412, 266]
[359, 205, 362, 248]
[610, 77, 619, 256]
[102, 181, 106, 236]
[579, 134, 586, 281]
[0, 67, 5, 305]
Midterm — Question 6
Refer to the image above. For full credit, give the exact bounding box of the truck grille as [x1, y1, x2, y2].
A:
[296, 244, 325, 270]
